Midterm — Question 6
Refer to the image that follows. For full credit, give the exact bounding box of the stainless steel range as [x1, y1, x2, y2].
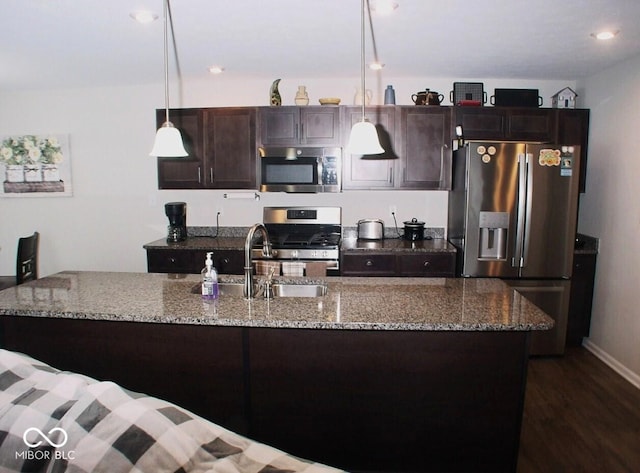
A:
[252, 206, 341, 276]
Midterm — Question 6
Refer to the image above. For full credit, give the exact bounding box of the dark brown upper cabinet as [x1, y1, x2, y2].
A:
[398, 106, 453, 190]
[555, 109, 590, 193]
[156, 107, 257, 190]
[156, 108, 205, 189]
[342, 106, 397, 189]
[259, 106, 341, 146]
[454, 106, 556, 142]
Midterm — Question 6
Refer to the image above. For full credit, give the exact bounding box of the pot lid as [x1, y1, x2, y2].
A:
[403, 217, 425, 227]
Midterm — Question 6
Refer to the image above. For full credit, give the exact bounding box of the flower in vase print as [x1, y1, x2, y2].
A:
[0, 135, 64, 166]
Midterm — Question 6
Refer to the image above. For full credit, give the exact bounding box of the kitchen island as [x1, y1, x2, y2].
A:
[0, 271, 552, 473]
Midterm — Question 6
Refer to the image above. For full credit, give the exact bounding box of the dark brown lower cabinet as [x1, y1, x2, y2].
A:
[341, 252, 456, 277]
[566, 252, 597, 346]
[146, 248, 244, 274]
[1, 318, 531, 473]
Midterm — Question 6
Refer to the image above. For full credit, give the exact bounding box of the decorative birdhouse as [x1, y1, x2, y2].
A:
[551, 87, 578, 109]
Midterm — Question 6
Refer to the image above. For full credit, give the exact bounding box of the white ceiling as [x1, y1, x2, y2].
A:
[1, 0, 640, 91]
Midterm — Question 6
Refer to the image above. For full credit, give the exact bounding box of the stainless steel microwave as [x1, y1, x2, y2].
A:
[259, 147, 342, 193]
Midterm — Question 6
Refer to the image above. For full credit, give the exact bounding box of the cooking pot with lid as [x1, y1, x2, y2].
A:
[357, 219, 384, 240]
[403, 218, 425, 241]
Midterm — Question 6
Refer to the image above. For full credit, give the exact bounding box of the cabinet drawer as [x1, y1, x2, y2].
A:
[147, 249, 202, 273]
[397, 254, 455, 277]
[341, 254, 396, 276]
[147, 249, 244, 274]
[214, 250, 244, 275]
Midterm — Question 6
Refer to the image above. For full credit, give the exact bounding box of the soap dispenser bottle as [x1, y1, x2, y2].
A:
[201, 252, 219, 301]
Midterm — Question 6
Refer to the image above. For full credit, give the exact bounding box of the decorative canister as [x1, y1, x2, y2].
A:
[42, 164, 60, 181]
[24, 164, 43, 182]
[5, 164, 25, 182]
[295, 85, 309, 106]
[384, 85, 396, 105]
[354, 87, 372, 105]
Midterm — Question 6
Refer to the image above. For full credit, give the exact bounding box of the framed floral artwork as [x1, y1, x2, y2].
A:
[0, 134, 73, 197]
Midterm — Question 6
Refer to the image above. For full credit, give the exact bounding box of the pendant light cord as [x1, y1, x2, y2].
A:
[360, 0, 366, 122]
[163, 0, 170, 124]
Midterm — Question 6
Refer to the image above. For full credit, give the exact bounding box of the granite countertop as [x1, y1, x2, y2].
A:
[143, 236, 246, 251]
[575, 233, 599, 255]
[0, 271, 552, 332]
[144, 236, 456, 254]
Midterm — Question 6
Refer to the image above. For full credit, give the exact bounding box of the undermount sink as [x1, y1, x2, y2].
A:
[191, 282, 327, 298]
[272, 283, 327, 298]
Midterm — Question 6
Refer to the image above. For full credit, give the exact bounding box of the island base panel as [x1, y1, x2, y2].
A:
[248, 328, 530, 473]
[0, 317, 247, 433]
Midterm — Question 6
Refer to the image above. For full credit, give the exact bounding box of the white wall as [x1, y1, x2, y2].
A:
[0, 76, 572, 279]
[576, 53, 640, 386]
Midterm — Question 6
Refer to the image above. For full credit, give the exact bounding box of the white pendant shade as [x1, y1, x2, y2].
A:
[347, 120, 384, 155]
[150, 122, 188, 157]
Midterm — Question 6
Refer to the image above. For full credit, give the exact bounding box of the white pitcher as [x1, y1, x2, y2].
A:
[354, 87, 372, 106]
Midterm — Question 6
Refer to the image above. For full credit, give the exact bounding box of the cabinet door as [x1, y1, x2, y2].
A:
[299, 106, 340, 145]
[455, 107, 557, 142]
[205, 108, 257, 189]
[397, 253, 455, 277]
[342, 106, 396, 189]
[341, 253, 396, 276]
[455, 107, 506, 140]
[259, 107, 299, 145]
[506, 108, 556, 141]
[399, 107, 452, 189]
[157, 109, 206, 189]
[556, 109, 589, 193]
[259, 107, 340, 146]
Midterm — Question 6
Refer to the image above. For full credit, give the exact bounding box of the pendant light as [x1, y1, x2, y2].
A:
[346, 0, 384, 155]
[150, 0, 187, 157]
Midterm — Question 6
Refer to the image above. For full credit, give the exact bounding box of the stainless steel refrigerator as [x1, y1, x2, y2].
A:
[448, 141, 581, 355]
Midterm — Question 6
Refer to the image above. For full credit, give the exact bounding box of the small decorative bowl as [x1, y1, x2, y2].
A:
[319, 97, 341, 105]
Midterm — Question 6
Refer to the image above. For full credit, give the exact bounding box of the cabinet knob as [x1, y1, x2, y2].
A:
[170, 257, 176, 264]
[365, 259, 373, 267]
[423, 261, 431, 268]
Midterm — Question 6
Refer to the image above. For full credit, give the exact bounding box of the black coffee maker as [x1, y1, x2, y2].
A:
[165, 202, 187, 242]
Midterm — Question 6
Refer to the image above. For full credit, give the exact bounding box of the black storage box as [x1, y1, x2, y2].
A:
[491, 88, 543, 107]
[451, 82, 486, 105]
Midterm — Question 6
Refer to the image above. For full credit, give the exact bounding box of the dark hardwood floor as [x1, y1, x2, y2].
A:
[518, 347, 640, 473]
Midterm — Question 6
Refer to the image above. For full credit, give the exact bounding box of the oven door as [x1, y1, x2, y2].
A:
[260, 156, 321, 193]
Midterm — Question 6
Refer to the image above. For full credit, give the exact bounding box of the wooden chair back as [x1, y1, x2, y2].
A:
[16, 231, 39, 285]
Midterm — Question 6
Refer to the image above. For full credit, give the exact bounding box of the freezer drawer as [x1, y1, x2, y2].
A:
[505, 279, 570, 356]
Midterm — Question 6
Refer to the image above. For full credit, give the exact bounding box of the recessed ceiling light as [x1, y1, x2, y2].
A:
[208, 66, 225, 75]
[370, 0, 399, 16]
[369, 62, 385, 70]
[130, 10, 158, 24]
[591, 30, 619, 40]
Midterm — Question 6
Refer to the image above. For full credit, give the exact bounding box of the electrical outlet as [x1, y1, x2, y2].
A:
[389, 205, 397, 216]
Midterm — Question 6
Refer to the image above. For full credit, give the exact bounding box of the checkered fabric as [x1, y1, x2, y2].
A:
[0, 349, 345, 473]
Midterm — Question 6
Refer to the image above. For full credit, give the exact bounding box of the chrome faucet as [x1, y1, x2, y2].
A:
[244, 223, 272, 299]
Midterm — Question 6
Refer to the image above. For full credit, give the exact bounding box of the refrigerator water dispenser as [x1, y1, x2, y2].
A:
[478, 211, 509, 260]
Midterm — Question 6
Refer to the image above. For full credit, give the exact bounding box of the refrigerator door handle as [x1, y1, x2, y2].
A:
[513, 153, 527, 268]
[521, 153, 534, 268]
